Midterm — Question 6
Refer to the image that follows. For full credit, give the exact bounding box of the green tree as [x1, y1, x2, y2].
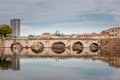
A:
[28, 35, 35, 38]
[0, 24, 12, 37]
[54, 30, 61, 36]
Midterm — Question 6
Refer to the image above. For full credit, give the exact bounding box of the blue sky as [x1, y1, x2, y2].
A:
[0, 0, 120, 36]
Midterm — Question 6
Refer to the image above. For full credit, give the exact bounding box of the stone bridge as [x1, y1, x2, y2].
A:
[3, 38, 100, 48]
[0, 38, 100, 56]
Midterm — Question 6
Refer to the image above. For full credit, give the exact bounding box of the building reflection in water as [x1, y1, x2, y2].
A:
[11, 55, 20, 71]
[0, 55, 20, 71]
[98, 49, 120, 68]
[0, 46, 120, 69]
[109, 57, 120, 68]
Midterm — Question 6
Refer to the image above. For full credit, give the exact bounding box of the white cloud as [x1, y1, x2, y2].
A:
[21, 20, 119, 36]
[21, 25, 40, 36]
[0, 0, 120, 23]
[0, 0, 120, 36]
[21, 25, 59, 36]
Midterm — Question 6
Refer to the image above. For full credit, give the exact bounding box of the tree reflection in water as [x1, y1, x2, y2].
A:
[0, 58, 12, 70]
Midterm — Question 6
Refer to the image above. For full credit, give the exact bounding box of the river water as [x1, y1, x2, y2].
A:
[0, 47, 120, 80]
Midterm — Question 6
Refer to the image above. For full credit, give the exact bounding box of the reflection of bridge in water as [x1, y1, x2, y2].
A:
[1, 45, 120, 69]
[0, 38, 120, 69]
[1, 50, 120, 71]
[4, 48, 100, 57]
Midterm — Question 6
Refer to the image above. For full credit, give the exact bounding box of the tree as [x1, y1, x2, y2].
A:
[0, 24, 12, 37]
[54, 30, 61, 36]
[28, 35, 35, 38]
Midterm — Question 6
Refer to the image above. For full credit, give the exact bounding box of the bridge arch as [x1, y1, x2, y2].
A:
[31, 42, 44, 54]
[10, 42, 23, 53]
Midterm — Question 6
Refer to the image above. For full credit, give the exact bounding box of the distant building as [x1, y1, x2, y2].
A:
[101, 30, 109, 38]
[78, 33, 91, 39]
[10, 19, 20, 37]
[100, 27, 120, 38]
[71, 34, 78, 38]
[109, 27, 120, 38]
[42, 33, 52, 39]
[77, 32, 109, 39]
[90, 33, 108, 39]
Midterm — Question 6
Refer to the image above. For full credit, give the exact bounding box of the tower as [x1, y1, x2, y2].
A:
[10, 19, 20, 37]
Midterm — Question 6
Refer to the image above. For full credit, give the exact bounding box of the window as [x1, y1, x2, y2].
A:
[112, 29, 114, 32]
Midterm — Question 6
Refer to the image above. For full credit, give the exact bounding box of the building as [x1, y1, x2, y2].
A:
[77, 33, 91, 39]
[101, 27, 120, 38]
[101, 30, 109, 38]
[10, 19, 20, 37]
[90, 33, 109, 39]
[42, 33, 52, 39]
[109, 27, 120, 38]
[77, 33, 103, 39]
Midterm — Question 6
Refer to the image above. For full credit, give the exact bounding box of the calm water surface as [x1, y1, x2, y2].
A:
[0, 48, 120, 80]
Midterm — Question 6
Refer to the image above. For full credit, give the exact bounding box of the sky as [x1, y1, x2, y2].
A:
[0, 0, 120, 36]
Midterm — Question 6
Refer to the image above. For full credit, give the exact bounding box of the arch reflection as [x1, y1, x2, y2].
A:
[51, 41, 66, 54]
[72, 42, 83, 54]
[89, 43, 99, 52]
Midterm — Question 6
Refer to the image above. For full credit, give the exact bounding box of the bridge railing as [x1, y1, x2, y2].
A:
[2, 37, 99, 40]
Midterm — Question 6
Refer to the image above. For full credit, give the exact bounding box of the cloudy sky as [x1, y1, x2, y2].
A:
[0, 0, 120, 36]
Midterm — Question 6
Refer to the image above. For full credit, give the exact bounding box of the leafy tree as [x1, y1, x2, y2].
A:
[0, 24, 12, 37]
[28, 35, 35, 38]
[54, 30, 63, 36]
